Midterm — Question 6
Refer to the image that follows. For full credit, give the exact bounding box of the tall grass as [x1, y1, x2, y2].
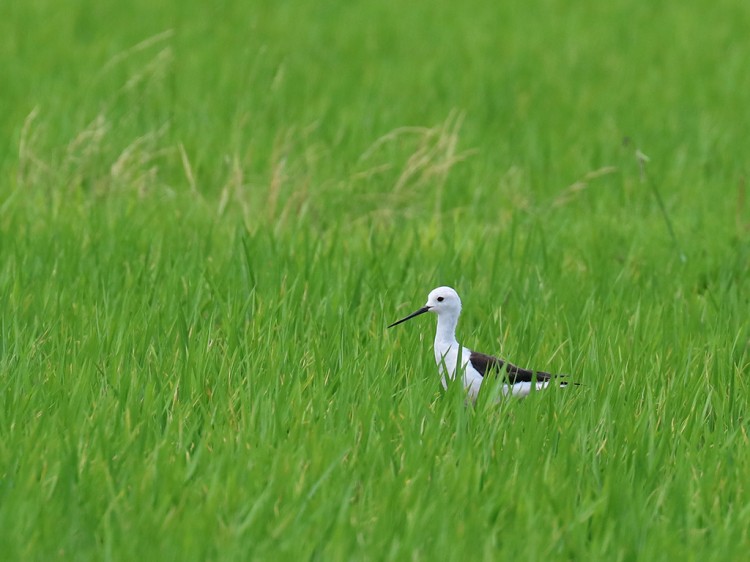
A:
[1, 0, 749, 559]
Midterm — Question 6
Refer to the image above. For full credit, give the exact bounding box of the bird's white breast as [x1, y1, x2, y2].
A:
[433, 341, 484, 400]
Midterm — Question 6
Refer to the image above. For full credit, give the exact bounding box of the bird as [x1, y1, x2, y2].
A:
[387, 286, 571, 400]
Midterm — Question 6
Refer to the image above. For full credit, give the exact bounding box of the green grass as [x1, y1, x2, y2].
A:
[2, 0, 750, 559]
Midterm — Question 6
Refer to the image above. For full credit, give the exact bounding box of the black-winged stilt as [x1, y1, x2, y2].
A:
[388, 286, 571, 400]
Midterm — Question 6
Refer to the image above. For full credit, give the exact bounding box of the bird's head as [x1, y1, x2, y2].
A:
[425, 286, 462, 316]
[388, 286, 462, 328]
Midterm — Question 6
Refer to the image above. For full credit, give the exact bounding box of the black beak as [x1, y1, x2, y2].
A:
[387, 306, 431, 328]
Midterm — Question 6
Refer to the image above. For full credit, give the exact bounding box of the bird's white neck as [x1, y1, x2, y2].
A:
[434, 311, 460, 347]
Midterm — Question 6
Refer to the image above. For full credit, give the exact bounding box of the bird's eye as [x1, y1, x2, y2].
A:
[437, 297, 444, 302]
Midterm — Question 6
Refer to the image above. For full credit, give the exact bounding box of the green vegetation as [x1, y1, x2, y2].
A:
[1, 0, 749, 559]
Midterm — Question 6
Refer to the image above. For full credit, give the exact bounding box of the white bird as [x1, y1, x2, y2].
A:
[388, 286, 571, 400]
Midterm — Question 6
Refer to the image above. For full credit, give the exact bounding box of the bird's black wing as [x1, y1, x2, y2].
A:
[469, 351, 561, 384]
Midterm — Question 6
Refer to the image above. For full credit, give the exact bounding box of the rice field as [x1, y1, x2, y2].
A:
[1, 0, 749, 559]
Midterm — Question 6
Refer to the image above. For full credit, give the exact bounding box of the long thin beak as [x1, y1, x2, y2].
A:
[387, 306, 431, 328]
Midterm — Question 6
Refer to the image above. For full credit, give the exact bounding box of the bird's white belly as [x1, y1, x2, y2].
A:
[503, 380, 551, 398]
